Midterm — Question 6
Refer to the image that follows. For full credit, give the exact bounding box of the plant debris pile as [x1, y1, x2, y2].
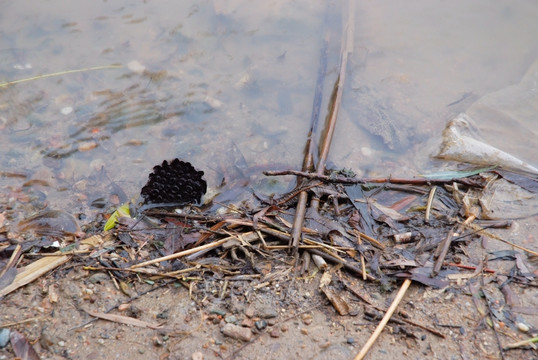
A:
[100, 166, 536, 294]
[1, 163, 537, 359]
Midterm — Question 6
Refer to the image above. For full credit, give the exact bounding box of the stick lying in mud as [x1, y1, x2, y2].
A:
[354, 278, 412, 360]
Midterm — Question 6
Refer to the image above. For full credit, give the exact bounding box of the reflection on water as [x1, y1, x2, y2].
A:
[1, 0, 538, 226]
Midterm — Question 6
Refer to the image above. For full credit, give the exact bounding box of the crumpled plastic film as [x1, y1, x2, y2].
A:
[436, 58, 538, 175]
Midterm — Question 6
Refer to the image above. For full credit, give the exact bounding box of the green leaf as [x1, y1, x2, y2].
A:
[103, 202, 131, 231]
[421, 166, 496, 180]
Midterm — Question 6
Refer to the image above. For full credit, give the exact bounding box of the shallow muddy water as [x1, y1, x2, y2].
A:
[1, 3, 538, 360]
[1, 0, 538, 225]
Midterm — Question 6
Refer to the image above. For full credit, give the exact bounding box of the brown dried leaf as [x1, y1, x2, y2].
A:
[119, 281, 134, 297]
[320, 286, 350, 316]
[10, 330, 41, 360]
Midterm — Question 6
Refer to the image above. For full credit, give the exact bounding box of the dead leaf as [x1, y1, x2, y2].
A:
[119, 281, 134, 297]
[320, 286, 350, 316]
[10, 330, 41, 360]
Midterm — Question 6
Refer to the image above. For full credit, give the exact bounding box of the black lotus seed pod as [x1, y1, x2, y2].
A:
[140, 159, 207, 205]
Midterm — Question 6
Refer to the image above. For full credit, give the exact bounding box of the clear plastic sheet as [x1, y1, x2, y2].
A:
[437, 59, 538, 175]
[436, 60, 538, 219]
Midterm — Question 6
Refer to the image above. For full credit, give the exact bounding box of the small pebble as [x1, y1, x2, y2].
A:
[0, 328, 10, 348]
[361, 147, 373, 157]
[300, 328, 308, 335]
[241, 318, 254, 328]
[192, 351, 204, 360]
[118, 303, 131, 312]
[244, 307, 255, 318]
[60, 106, 73, 115]
[204, 95, 223, 109]
[83, 288, 94, 296]
[517, 322, 529, 333]
[221, 323, 253, 342]
[269, 329, 280, 338]
[225, 315, 237, 324]
[257, 307, 278, 319]
[127, 60, 146, 74]
[301, 313, 313, 325]
[78, 140, 98, 152]
[255, 320, 267, 331]
[210, 309, 227, 316]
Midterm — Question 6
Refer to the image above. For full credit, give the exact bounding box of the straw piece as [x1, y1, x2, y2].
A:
[129, 232, 256, 269]
[354, 279, 412, 360]
[0, 254, 71, 297]
[0, 64, 122, 87]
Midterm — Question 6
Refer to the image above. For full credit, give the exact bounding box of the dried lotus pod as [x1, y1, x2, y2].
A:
[140, 158, 207, 205]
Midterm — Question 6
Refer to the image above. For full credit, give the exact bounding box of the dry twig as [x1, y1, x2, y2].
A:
[289, 0, 354, 252]
[354, 278, 412, 360]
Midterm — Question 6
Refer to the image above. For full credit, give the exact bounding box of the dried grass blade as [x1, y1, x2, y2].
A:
[130, 232, 257, 269]
[0, 254, 71, 297]
[463, 222, 538, 256]
[0, 64, 122, 87]
[83, 308, 166, 330]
